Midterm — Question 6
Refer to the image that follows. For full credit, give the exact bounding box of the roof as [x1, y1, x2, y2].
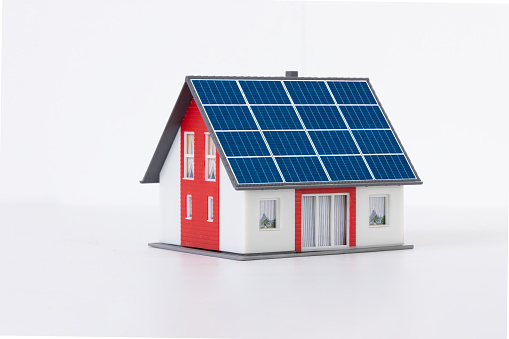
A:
[141, 75, 422, 190]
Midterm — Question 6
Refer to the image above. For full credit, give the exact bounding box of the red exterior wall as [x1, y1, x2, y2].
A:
[294, 187, 356, 252]
[180, 99, 220, 251]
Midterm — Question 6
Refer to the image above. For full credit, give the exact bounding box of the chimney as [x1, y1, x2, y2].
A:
[285, 71, 298, 77]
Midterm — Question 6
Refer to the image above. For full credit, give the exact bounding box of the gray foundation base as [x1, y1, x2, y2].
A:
[148, 242, 414, 261]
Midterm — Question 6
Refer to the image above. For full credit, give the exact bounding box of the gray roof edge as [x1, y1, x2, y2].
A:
[140, 82, 193, 184]
[186, 75, 370, 81]
[232, 179, 423, 191]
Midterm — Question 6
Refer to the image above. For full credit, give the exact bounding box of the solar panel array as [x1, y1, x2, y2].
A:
[191, 79, 416, 185]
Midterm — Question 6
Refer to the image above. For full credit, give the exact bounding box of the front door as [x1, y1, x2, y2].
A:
[301, 194, 348, 249]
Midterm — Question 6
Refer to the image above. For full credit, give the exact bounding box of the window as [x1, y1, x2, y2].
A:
[184, 133, 194, 179]
[259, 199, 277, 229]
[186, 195, 192, 219]
[301, 194, 347, 248]
[205, 133, 216, 181]
[207, 196, 213, 222]
[369, 196, 387, 226]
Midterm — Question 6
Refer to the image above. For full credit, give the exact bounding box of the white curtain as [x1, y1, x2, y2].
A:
[334, 195, 347, 246]
[260, 200, 276, 228]
[369, 197, 385, 225]
[208, 158, 216, 179]
[187, 158, 194, 178]
[318, 196, 331, 247]
[302, 196, 315, 247]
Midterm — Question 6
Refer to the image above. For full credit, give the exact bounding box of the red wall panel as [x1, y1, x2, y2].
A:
[180, 99, 220, 251]
[294, 187, 356, 252]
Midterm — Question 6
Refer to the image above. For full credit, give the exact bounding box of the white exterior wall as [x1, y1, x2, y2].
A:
[355, 185, 404, 247]
[219, 162, 246, 253]
[244, 189, 295, 253]
[159, 128, 181, 245]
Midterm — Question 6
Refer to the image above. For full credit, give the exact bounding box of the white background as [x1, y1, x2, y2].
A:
[0, 1, 507, 338]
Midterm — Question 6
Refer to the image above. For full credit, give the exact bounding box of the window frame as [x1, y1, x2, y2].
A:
[207, 196, 213, 222]
[301, 193, 349, 250]
[259, 198, 280, 231]
[186, 194, 192, 220]
[183, 132, 194, 180]
[204, 132, 216, 182]
[368, 195, 389, 228]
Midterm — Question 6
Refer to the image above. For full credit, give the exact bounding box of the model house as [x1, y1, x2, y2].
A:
[141, 72, 422, 259]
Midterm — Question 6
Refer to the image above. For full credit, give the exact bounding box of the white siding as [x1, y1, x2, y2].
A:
[355, 185, 404, 247]
[244, 189, 295, 253]
[219, 162, 246, 253]
[159, 128, 181, 245]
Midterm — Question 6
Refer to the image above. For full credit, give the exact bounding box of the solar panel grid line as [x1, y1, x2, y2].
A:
[236, 80, 286, 183]
[363, 153, 405, 156]
[280, 80, 332, 182]
[350, 128, 391, 131]
[228, 154, 365, 158]
[259, 129, 350, 132]
[215, 130, 259, 132]
[323, 81, 376, 180]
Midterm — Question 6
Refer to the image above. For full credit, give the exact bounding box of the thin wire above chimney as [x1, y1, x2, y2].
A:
[285, 71, 298, 77]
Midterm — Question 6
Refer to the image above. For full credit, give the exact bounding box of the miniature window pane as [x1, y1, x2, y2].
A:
[187, 158, 194, 178]
[206, 134, 216, 180]
[334, 195, 347, 246]
[207, 158, 216, 180]
[259, 200, 277, 229]
[185, 134, 194, 178]
[369, 197, 386, 225]
[317, 196, 331, 246]
[207, 135, 216, 155]
[208, 197, 213, 221]
[187, 134, 194, 154]
[301, 196, 315, 247]
[186, 195, 192, 219]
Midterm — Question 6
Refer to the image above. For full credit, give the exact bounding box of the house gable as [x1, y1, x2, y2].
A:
[141, 82, 193, 184]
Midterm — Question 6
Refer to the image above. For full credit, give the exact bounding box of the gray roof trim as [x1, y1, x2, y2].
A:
[185, 75, 422, 190]
[140, 82, 192, 183]
[186, 75, 371, 81]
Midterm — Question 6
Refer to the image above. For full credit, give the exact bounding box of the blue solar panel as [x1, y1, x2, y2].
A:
[284, 81, 334, 104]
[216, 131, 269, 157]
[327, 81, 377, 105]
[251, 106, 302, 130]
[321, 156, 372, 181]
[239, 80, 291, 104]
[297, 106, 347, 130]
[308, 131, 359, 155]
[204, 106, 257, 131]
[365, 155, 415, 180]
[229, 157, 283, 184]
[276, 156, 328, 182]
[264, 131, 315, 156]
[192, 80, 245, 104]
[340, 106, 389, 129]
[353, 130, 402, 154]
[189, 77, 419, 186]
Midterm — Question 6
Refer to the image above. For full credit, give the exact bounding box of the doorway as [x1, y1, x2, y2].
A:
[301, 194, 348, 249]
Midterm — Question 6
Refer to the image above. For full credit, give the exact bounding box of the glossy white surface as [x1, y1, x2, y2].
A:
[0, 205, 505, 338]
